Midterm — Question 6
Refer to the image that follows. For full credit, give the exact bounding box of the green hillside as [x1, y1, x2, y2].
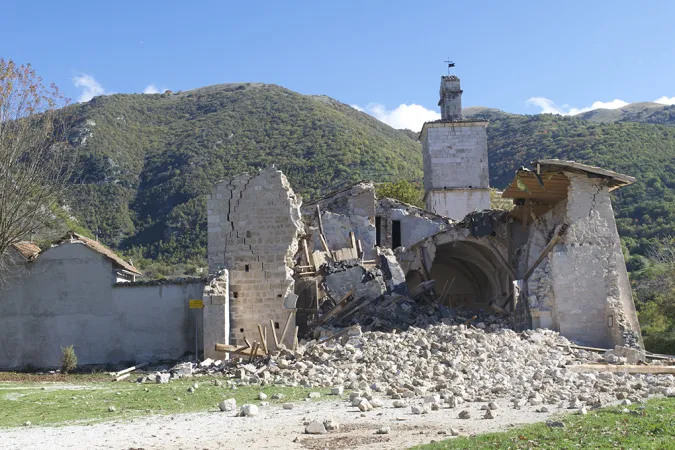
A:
[484, 114, 675, 256]
[62, 85, 675, 272]
[577, 102, 675, 125]
[64, 83, 423, 268]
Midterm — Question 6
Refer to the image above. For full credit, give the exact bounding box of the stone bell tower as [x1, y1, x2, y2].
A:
[420, 74, 490, 220]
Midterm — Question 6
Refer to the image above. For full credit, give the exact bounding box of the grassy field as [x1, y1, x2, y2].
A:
[0, 373, 329, 428]
[413, 397, 675, 450]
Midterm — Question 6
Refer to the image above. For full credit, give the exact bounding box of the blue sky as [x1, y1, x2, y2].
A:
[3, 0, 675, 130]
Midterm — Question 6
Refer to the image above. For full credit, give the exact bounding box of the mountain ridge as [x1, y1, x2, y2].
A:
[59, 83, 675, 272]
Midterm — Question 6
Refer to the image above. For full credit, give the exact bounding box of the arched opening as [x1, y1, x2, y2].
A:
[429, 240, 512, 311]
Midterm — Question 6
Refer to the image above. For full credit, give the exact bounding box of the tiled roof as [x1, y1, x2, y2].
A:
[58, 232, 142, 275]
[11, 241, 41, 260]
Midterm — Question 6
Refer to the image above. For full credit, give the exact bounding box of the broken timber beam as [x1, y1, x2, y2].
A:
[112, 362, 148, 378]
[280, 310, 295, 346]
[316, 325, 359, 346]
[523, 223, 569, 281]
[257, 324, 268, 355]
[214, 343, 267, 357]
[314, 290, 354, 327]
[113, 373, 131, 382]
[316, 205, 334, 259]
[302, 239, 313, 269]
[565, 364, 675, 375]
[270, 319, 280, 349]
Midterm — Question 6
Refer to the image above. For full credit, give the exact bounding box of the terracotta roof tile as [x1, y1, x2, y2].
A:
[59, 232, 142, 275]
[11, 241, 41, 260]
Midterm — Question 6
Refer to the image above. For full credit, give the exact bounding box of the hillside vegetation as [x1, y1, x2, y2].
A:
[63, 86, 675, 274]
[64, 84, 422, 268]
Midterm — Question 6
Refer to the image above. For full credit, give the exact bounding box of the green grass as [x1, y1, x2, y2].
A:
[0, 375, 330, 428]
[413, 397, 675, 450]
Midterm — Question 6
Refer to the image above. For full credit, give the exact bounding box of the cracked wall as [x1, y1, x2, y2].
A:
[547, 173, 641, 348]
[207, 167, 303, 347]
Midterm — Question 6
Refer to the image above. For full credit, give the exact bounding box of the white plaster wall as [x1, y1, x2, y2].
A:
[0, 243, 205, 369]
[549, 174, 641, 348]
[390, 208, 447, 249]
[426, 189, 490, 220]
[111, 283, 205, 364]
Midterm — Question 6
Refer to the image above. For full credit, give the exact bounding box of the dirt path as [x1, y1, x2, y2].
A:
[0, 397, 564, 449]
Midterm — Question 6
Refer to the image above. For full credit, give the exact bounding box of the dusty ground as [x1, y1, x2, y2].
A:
[0, 397, 568, 449]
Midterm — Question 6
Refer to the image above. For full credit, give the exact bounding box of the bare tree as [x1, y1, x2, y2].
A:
[647, 235, 675, 265]
[0, 59, 74, 278]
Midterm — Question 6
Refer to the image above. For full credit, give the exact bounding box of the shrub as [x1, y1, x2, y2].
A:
[60, 345, 77, 373]
[643, 332, 675, 355]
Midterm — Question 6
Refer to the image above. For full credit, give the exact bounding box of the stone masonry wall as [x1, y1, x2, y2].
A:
[422, 123, 489, 192]
[549, 173, 642, 348]
[207, 167, 303, 346]
[421, 122, 489, 219]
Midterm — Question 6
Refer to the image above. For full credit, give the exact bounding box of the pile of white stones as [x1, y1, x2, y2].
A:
[263, 324, 675, 410]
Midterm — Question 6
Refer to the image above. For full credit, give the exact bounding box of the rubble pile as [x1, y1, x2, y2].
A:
[316, 258, 510, 334]
[155, 324, 674, 411]
[330, 290, 511, 333]
[268, 325, 674, 407]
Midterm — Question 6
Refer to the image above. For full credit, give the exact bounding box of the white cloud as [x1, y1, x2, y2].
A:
[655, 96, 675, 105]
[526, 97, 629, 116]
[73, 74, 105, 102]
[352, 103, 441, 131]
[525, 97, 564, 114]
[143, 84, 165, 94]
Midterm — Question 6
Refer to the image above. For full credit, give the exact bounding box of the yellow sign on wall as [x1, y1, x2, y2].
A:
[189, 299, 204, 309]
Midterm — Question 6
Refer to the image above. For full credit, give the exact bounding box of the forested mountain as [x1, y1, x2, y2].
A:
[62, 86, 675, 272]
[64, 83, 423, 269]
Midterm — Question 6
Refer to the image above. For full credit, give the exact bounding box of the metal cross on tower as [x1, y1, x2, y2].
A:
[444, 58, 456, 75]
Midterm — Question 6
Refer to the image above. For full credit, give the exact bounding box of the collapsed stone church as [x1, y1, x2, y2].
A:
[203, 74, 642, 360]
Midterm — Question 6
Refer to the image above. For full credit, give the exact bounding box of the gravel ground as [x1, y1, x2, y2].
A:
[0, 397, 569, 450]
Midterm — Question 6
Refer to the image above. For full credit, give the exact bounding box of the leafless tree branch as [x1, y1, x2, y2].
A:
[0, 59, 76, 282]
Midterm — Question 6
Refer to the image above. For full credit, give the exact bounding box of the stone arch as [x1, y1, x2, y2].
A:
[429, 238, 513, 311]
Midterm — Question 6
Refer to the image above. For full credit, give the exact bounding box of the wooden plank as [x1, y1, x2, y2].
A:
[312, 250, 327, 267]
[316, 205, 325, 235]
[524, 223, 569, 280]
[214, 343, 266, 357]
[565, 364, 675, 374]
[270, 319, 280, 349]
[349, 231, 357, 250]
[248, 341, 259, 363]
[356, 239, 363, 259]
[280, 311, 295, 346]
[257, 324, 268, 355]
[292, 326, 299, 351]
[489, 302, 508, 315]
[112, 362, 148, 378]
[316, 325, 359, 345]
[314, 289, 354, 326]
[557, 343, 608, 353]
[319, 233, 332, 258]
[302, 239, 313, 269]
[463, 315, 478, 325]
[243, 337, 252, 349]
[113, 373, 130, 382]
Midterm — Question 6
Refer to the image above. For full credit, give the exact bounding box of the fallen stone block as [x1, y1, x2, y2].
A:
[239, 404, 259, 417]
[219, 398, 237, 412]
[305, 420, 327, 434]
